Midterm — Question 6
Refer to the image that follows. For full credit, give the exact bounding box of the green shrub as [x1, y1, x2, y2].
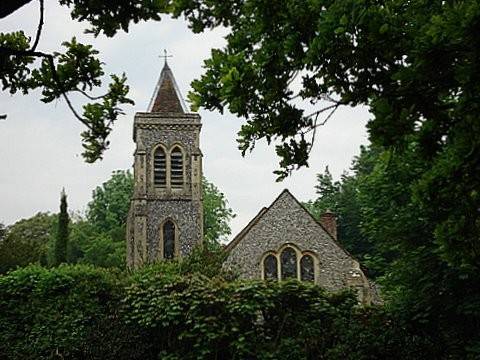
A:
[122, 274, 385, 359]
[0, 264, 430, 359]
[0, 265, 133, 359]
[178, 243, 233, 279]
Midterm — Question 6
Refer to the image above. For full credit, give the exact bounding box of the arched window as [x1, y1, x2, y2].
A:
[261, 246, 317, 282]
[300, 254, 315, 282]
[153, 147, 166, 187]
[170, 146, 183, 189]
[263, 254, 278, 280]
[163, 220, 175, 259]
[280, 247, 297, 279]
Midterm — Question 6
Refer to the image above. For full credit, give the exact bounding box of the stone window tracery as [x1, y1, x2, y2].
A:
[261, 245, 318, 282]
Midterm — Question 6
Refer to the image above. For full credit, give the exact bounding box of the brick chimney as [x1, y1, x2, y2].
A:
[320, 210, 337, 240]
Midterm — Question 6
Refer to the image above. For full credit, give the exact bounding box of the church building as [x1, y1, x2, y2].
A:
[223, 189, 377, 304]
[126, 62, 377, 304]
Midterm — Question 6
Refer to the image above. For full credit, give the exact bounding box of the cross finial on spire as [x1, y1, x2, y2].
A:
[159, 49, 172, 65]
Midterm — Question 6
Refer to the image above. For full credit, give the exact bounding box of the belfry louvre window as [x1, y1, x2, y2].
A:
[261, 245, 317, 282]
[163, 220, 175, 259]
[153, 147, 166, 187]
[170, 147, 183, 188]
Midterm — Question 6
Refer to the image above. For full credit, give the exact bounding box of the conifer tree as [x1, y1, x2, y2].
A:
[54, 189, 69, 265]
[0, 223, 5, 242]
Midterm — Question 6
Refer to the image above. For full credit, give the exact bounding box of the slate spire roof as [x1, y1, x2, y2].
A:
[147, 61, 186, 113]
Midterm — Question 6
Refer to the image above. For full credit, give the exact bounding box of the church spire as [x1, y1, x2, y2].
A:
[147, 56, 186, 113]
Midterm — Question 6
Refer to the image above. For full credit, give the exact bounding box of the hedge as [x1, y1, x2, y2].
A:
[0, 264, 429, 359]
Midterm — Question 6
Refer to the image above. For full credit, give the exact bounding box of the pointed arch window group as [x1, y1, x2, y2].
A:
[153, 144, 184, 189]
[262, 245, 317, 282]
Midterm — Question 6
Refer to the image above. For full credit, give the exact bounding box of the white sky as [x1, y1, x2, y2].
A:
[0, 1, 370, 240]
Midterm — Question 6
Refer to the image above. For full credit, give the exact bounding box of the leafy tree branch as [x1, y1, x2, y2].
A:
[0, 0, 34, 19]
[0, 30, 134, 161]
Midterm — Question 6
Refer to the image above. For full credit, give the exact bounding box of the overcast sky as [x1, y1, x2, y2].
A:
[0, 2, 370, 240]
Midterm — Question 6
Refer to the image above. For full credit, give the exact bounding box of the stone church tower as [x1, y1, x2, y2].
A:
[126, 61, 203, 268]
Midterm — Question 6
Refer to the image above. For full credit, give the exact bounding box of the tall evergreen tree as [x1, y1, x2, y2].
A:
[54, 189, 69, 266]
[0, 223, 5, 242]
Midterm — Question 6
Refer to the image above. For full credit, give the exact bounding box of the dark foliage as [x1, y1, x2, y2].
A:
[0, 264, 428, 360]
[0, 213, 56, 274]
[306, 142, 480, 358]
[53, 189, 69, 266]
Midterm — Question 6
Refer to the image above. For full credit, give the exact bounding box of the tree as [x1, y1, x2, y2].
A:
[305, 141, 480, 356]
[303, 167, 339, 219]
[1, 1, 134, 162]
[356, 138, 480, 357]
[53, 189, 69, 265]
[304, 146, 389, 278]
[202, 177, 235, 244]
[0, 212, 56, 273]
[5, 1, 478, 265]
[80, 233, 125, 268]
[87, 170, 134, 238]
[60, 170, 135, 269]
[0, 223, 5, 242]
[86, 170, 235, 244]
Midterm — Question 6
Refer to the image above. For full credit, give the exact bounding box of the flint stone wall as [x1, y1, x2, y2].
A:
[225, 191, 367, 292]
[134, 114, 201, 198]
[127, 112, 203, 268]
[146, 200, 202, 260]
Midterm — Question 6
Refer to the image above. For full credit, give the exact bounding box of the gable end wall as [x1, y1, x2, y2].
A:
[225, 192, 364, 292]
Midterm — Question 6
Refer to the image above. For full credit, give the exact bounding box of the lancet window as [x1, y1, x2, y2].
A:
[300, 254, 315, 282]
[263, 254, 278, 281]
[163, 220, 175, 259]
[280, 247, 297, 279]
